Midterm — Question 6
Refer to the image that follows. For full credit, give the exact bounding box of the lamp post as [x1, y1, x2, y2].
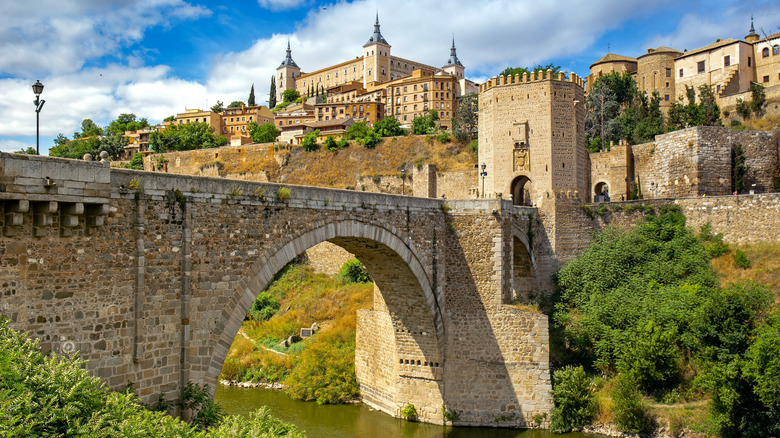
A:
[401, 168, 406, 195]
[32, 80, 45, 155]
[480, 163, 487, 198]
[651, 182, 655, 199]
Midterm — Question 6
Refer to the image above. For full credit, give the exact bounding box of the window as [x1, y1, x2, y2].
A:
[414, 84, 417, 91]
[665, 94, 670, 101]
[697, 61, 705, 73]
[679, 68, 683, 77]
[763, 47, 770, 57]
[414, 104, 418, 110]
[724, 55, 730, 67]
[774, 45, 780, 55]
[666, 68, 671, 77]
[764, 75, 770, 83]
[748, 57, 752, 66]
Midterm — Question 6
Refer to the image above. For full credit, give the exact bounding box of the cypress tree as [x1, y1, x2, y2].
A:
[269, 76, 277, 108]
[248, 84, 256, 106]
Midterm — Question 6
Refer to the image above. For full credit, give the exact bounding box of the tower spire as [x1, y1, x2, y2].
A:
[750, 15, 755, 33]
[279, 39, 299, 68]
[364, 12, 389, 46]
[745, 15, 760, 43]
[445, 34, 463, 67]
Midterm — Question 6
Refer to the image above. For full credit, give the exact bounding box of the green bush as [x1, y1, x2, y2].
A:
[436, 132, 451, 143]
[247, 291, 280, 321]
[284, 331, 358, 404]
[611, 373, 653, 433]
[338, 258, 371, 283]
[276, 187, 291, 202]
[401, 403, 418, 420]
[618, 320, 680, 393]
[699, 222, 728, 258]
[127, 152, 145, 170]
[0, 317, 304, 437]
[301, 130, 320, 152]
[549, 365, 596, 433]
[734, 249, 751, 269]
[324, 136, 338, 151]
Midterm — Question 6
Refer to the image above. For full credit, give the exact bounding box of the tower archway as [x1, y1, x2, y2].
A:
[511, 176, 533, 206]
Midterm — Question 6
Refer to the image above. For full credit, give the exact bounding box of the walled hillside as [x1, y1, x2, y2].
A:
[148, 135, 478, 194]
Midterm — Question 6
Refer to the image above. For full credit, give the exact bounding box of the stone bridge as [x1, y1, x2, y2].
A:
[0, 152, 553, 427]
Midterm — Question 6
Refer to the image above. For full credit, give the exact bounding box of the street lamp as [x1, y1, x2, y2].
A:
[651, 181, 655, 199]
[480, 163, 487, 198]
[32, 80, 45, 155]
[401, 168, 406, 195]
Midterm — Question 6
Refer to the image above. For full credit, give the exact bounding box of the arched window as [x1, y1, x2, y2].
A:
[763, 47, 770, 57]
[774, 45, 780, 55]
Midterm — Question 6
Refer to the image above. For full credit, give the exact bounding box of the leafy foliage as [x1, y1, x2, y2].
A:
[127, 152, 145, 170]
[499, 63, 560, 79]
[344, 122, 381, 149]
[284, 329, 358, 404]
[0, 317, 305, 437]
[149, 122, 228, 153]
[411, 110, 439, 135]
[269, 76, 277, 108]
[667, 85, 722, 130]
[247, 292, 281, 322]
[228, 101, 244, 108]
[549, 365, 596, 433]
[611, 373, 653, 433]
[338, 259, 371, 283]
[734, 250, 751, 269]
[699, 222, 729, 258]
[248, 122, 280, 144]
[211, 100, 224, 113]
[300, 130, 320, 152]
[248, 84, 256, 106]
[14, 147, 36, 155]
[281, 89, 300, 104]
[452, 93, 478, 143]
[372, 116, 405, 137]
[732, 143, 750, 193]
[401, 403, 418, 420]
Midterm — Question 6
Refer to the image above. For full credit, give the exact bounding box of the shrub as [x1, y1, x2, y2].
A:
[338, 258, 371, 283]
[284, 331, 359, 404]
[208, 407, 305, 437]
[247, 291, 280, 321]
[127, 152, 145, 169]
[301, 130, 320, 152]
[734, 249, 751, 269]
[618, 320, 681, 393]
[437, 132, 452, 143]
[611, 373, 653, 433]
[699, 222, 728, 258]
[324, 136, 338, 151]
[401, 403, 418, 420]
[549, 365, 596, 433]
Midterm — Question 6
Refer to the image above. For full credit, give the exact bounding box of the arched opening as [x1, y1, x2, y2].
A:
[207, 221, 444, 422]
[510, 176, 533, 206]
[594, 181, 610, 202]
[511, 235, 535, 303]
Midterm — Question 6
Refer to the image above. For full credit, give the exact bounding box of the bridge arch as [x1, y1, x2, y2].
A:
[204, 219, 444, 418]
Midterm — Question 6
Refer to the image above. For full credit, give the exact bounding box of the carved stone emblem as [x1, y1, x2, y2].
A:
[514, 147, 530, 172]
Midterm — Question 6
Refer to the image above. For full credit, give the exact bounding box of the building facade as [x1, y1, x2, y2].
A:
[275, 15, 475, 130]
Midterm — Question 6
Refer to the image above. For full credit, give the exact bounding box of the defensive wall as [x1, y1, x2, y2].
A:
[560, 193, 780, 253]
[591, 126, 780, 201]
[0, 152, 553, 428]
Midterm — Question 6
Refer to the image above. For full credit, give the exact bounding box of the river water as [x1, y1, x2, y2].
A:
[215, 385, 601, 438]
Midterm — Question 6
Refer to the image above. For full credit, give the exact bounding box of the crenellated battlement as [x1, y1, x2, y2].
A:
[479, 69, 585, 93]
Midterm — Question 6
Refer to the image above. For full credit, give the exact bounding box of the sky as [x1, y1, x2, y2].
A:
[1, 0, 779, 154]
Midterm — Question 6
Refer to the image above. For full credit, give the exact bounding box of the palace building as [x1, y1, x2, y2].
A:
[276, 15, 477, 130]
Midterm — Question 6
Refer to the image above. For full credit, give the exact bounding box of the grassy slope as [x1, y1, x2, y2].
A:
[219, 135, 477, 190]
[711, 243, 780, 304]
[219, 264, 373, 403]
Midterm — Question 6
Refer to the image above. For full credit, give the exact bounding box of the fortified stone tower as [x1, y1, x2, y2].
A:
[362, 14, 391, 87]
[276, 41, 301, 98]
[442, 37, 465, 78]
[478, 70, 590, 262]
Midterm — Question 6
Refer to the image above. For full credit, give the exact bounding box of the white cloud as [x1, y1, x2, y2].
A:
[0, 139, 34, 154]
[257, 0, 309, 11]
[0, 0, 210, 76]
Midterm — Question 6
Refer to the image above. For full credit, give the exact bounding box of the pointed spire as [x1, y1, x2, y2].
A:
[746, 15, 760, 43]
[279, 39, 299, 68]
[750, 15, 755, 33]
[445, 34, 463, 67]
[364, 13, 389, 46]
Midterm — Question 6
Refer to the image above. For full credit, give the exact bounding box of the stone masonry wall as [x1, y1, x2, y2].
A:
[0, 152, 553, 429]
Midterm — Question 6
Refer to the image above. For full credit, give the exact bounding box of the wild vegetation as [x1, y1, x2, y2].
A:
[547, 207, 780, 436]
[50, 114, 151, 159]
[0, 317, 305, 437]
[220, 261, 373, 405]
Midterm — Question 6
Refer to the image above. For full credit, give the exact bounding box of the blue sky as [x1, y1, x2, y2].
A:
[1, 0, 779, 153]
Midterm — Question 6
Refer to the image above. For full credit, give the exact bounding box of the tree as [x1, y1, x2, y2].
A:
[228, 101, 243, 108]
[452, 93, 478, 143]
[282, 89, 300, 104]
[344, 121, 372, 140]
[411, 110, 439, 135]
[149, 122, 227, 152]
[248, 84, 256, 106]
[53, 133, 69, 147]
[80, 119, 103, 137]
[301, 130, 320, 152]
[749, 83, 766, 116]
[372, 116, 405, 137]
[14, 147, 36, 155]
[211, 100, 224, 113]
[127, 152, 145, 170]
[105, 114, 149, 136]
[584, 80, 621, 151]
[269, 76, 277, 108]
[248, 122, 280, 143]
[163, 115, 176, 122]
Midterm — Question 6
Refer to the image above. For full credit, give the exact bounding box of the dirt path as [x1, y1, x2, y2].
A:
[238, 329, 288, 356]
